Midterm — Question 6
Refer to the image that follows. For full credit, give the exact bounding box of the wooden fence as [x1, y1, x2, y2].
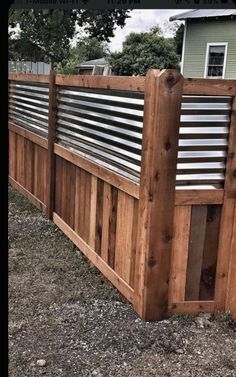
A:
[8, 70, 236, 321]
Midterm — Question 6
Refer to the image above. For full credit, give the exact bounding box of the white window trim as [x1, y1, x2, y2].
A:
[204, 42, 228, 79]
[181, 21, 187, 75]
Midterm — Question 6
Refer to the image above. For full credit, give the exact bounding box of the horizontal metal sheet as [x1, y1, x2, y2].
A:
[56, 86, 143, 182]
[9, 81, 49, 136]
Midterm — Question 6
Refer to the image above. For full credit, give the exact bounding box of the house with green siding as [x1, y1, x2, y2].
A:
[170, 10, 236, 79]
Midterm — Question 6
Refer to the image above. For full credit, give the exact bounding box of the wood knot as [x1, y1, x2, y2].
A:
[228, 152, 235, 159]
[155, 172, 160, 181]
[165, 74, 177, 88]
[233, 169, 236, 178]
[163, 234, 172, 243]
[164, 141, 172, 151]
[149, 192, 153, 202]
[148, 256, 156, 268]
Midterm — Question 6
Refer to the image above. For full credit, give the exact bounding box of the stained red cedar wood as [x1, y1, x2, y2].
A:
[54, 156, 63, 218]
[95, 179, 104, 256]
[78, 169, 86, 239]
[134, 69, 184, 321]
[83, 171, 92, 244]
[185, 206, 208, 301]
[56, 74, 145, 92]
[54, 144, 139, 199]
[89, 176, 98, 250]
[225, 201, 236, 318]
[169, 206, 192, 304]
[9, 177, 47, 214]
[8, 123, 48, 149]
[168, 301, 215, 316]
[183, 78, 236, 96]
[8, 73, 49, 83]
[129, 199, 139, 289]
[53, 213, 134, 303]
[199, 205, 222, 301]
[175, 190, 224, 205]
[101, 182, 111, 263]
[215, 198, 236, 311]
[114, 191, 134, 284]
[108, 187, 118, 269]
[225, 97, 236, 197]
[9, 131, 15, 179]
[46, 70, 57, 218]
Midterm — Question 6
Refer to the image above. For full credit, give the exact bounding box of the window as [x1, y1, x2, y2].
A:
[204, 43, 228, 79]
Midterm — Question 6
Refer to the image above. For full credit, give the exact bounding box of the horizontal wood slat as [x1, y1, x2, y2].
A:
[183, 78, 236, 96]
[56, 74, 145, 92]
[9, 123, 48, 149]
[9, 73, 50, 83]
[54, 143, 139, 199]
[175, 190, 224, 205]
[9, 177, 47, 214]
[168, 301, 215, 315]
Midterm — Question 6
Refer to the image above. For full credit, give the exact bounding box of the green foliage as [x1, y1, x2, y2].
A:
[174, 24, 184, 56]
[55, 37, 109, 74]
[8, 9, 129, 65]
[109, 30, 180, 76]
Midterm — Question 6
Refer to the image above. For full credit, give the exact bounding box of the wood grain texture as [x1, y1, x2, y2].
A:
[54, 144, 139, 199]
[168, 301, 215, 316]
[56, 74, 145, 92]
[101, 182, 111, 263]
[53, 213, 134, 303]
[225, 97, 236, 197]
[199, 205, 222, 301]
[89, 176, 98, 250]
[183, 78, 236, 96]
[8, 123, 48, 149]
[169, 206, 192, 304]
[9, 73, 49, 83]
[108, 187, 118, 269]
[185, 206, 208, 301]
[129, 199, 139, 289]
[226, 201, 236, 318]
[175, 190, 224, 206]
[9, 177, 47, 214]
[114, 191, 134, 284]
[95, 179, 104, 256]
[134, 69, 184, 321]
[215, 198, 236, 311]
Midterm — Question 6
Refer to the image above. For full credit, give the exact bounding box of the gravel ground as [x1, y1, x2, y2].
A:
[9, 186, 236, 377]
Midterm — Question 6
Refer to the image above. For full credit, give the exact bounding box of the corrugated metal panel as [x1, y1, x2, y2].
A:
[177, 95, 231, 189]
[9, 81, 49, 137]
[56, 88, 231, 188]
[56, 86, 144, 182]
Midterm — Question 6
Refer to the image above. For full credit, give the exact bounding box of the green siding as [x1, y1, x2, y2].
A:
[183, 19, 236, 79]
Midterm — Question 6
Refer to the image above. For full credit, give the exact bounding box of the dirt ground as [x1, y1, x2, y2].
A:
[9, 186, 236, 377]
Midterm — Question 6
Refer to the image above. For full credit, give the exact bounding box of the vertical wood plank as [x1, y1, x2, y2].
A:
[185, 206, 208, 301]
[199, 205, 222, 301]
[9, 131, 15, 178]
[89, 175, 97, 250]
[129, 199, 139, 288]
[68, 163, 76, 229]
[134, 69, 184, 320]
[226, 201, 236, 318]
[108, 186, 118, 269]
[55, 156, 63, 218]
[78, 169, 86, 238]
[83, 172, 92, 244]
[74, 167, 80, 235]
[225, 97, 236, 197]
[46, 70, 57, 218]
[169, 205, 192, 304]
[101, 182, 111, 263]
[215, 198, 236, 311]
[114, 191, 134, 283]
[95, 178, 104, 256]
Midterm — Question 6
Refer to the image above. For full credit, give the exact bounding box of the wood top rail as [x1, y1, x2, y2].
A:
[55, 74, 146, 92]
[8, 73, 50, 84]
[183, 78, 236, 96]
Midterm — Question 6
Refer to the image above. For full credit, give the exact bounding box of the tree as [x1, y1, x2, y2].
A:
[108, 30, 180, 76]
[8, 9, 129, 66]
[56, 37, 109, 74]
[174, 24, 184, 56]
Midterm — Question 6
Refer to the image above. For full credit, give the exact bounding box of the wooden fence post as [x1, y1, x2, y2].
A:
[134, 69, 184, 321]
[46, 70, 57, 219]
[215, 93, 236, 315]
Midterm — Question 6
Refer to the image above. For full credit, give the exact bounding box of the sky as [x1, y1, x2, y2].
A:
[107, 9, 190, 52]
